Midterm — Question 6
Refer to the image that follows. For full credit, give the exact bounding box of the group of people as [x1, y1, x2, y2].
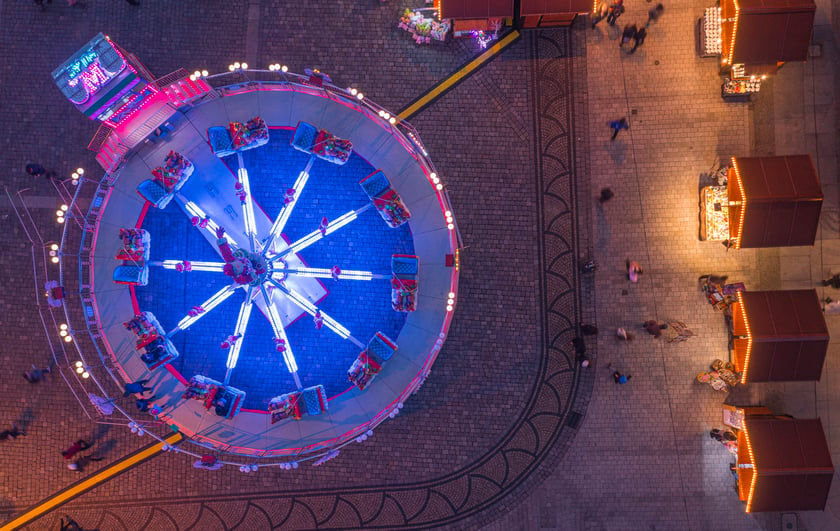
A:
[124, 379, 157, 412]
[592, 0, 664, 55]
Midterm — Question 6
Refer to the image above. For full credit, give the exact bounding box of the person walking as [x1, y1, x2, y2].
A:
[606, 0, 625, 26]
[26, 162, 47, 177]
[616, 327, 635, 340]
[580, 323, 599, 335]
[0, 424, 25, 441]
[630, 27, 647, 53]
[643, 320, 667, 338]
[609, 117, 629, 140]
[613, 371, 631, 384]
[627, 259, 643, 282]
[123, 379, 153, 397]
[62, 439, 92, 459]
[24, 365, 51, 383]
[571, 337, 586, 355]
[136, 396, 156, 412]
[619, 23, 637, 48]
[68, 454, 104, 472]
[598, 187, 614, 203]
[591, 0, 609, 28]
[646, 3, 664, 27]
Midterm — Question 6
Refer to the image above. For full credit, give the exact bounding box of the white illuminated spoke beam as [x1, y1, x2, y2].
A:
[177, 197, 236, 246]
[269, 205, 371, 262]
[260, 285, 299, 375]
[155, 260, 226, 272]
[224, 288, 254, 384]
[268, 279, 363, 347]
[271, 267, 382, 280]
[169, 284, 238, 335]
[236, 154, 257, 253]
[263, 156, 314, 253]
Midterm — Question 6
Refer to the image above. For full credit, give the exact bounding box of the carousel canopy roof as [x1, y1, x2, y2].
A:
[520, 0, 592, 15]
[726, 0, 816, 65]
[728, 155, 822, 248]
[439, 0, 515, 19]
[741, 417, 833, 512]
[732, 290, 828, 381]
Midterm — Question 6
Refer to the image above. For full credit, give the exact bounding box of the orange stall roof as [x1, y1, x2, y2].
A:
[520, 0, 592, 15]
[440, 0, 515, 19]
[725, 0, 815, 65]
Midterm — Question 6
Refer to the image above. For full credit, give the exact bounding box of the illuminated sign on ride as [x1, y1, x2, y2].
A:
[52, 33, 128, 107]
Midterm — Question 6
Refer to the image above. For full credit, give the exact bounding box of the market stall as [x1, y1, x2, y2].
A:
[731, 290, 828, 382]
[737, 417, 833, 512]
[727, 155, 822, 248]
[701, 0, 815, 97]
[519, 0, 592, 28]
[438, 0, 512, 37]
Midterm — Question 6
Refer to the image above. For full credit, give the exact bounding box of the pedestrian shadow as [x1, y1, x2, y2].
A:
[607, 140, 627, 165]
[595, 202, 612, 252]
[15, 407, 35, 432]
[90, 422, 112, 443]
[95, 438, 118, 456]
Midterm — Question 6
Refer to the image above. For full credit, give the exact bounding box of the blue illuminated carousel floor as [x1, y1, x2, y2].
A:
[136, 129, 413, 409]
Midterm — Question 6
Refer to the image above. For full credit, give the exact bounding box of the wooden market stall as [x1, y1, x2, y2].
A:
[702, 0, 815, 96]
[731, 290, 829, 382]
[737, 417, 833, 512]
[519, 0, 592, 28]
[727, 155, 822, 248]
[439, 0, 514, 36]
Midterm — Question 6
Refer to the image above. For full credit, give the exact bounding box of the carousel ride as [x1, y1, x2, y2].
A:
[40, 36, 460, 469]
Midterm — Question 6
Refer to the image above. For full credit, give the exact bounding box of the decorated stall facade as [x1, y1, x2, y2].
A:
[737, 417, 833, 512]
[702, 0, 815, 96]
[731, 290, 828, 383]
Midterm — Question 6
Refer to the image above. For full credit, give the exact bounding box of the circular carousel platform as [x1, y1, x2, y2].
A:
[90, 78, 459, 457]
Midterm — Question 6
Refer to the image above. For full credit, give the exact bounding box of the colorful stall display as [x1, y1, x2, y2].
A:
[136, 151, 194, 209]
[113, 228, 149, 285]
[183, 375, 245, 418]
[268, 385, 328, 423]
[398, 9, 451, 44]
[699, 186, 729, 241]
[391, 254, 419, 312]
[348, 332, 398, 390]
[208, 116, 269, 157]
[696, 359, 740, 392]
[291, 121, 353, 165]
[359, 170, 411, 228]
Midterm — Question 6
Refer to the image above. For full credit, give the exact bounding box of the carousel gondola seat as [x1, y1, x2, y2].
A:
[113, 264, 148, 285]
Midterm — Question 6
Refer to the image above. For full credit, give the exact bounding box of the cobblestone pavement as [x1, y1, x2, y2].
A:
[0, 1, 586, 530]
[1, 0, 837, 529]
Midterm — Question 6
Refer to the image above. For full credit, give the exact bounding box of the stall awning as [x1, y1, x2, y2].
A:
[439, 0, 514, 19]
[738, 418, 833, 512]
[721, 0, 815, 66]
[731, 290, 828, 382]
[520, 0, 593, 16]
[728, 155, 822, 248]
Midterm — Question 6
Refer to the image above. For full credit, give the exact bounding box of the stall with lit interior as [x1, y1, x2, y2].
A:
[701, 155, 822, 247]
[737, 417, 833, 512]
[701, 0, 815, 96]
[731, 290, 828, 383]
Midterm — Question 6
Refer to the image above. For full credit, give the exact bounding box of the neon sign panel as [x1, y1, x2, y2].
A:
[53, 33, 128, 105]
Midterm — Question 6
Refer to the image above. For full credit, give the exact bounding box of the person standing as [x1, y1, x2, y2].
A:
[609, 117, 629, 140]
[619, 23, 637, 48]
[627, 259, 643, 282]
[0, 424, 25, 441]
[123, 379, 153, 397]
[599, 188, 614, 203]
[643, 320, 666, 338]
[606, 0, 625, 26]
[26, 162, 47, 177]
[580, 323, 599, 335]
[613, 371, 631, 384]
[136, 396, 156, 412]
[630, 27, 647, 53]
[646, 3, 664, 27]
